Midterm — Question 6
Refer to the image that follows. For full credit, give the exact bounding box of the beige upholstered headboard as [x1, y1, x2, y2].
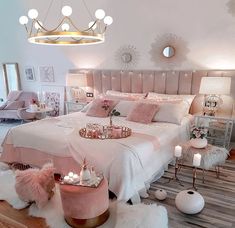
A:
[69, 69, 235, 116]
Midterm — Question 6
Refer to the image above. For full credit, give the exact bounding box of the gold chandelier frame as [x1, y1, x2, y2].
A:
[19, 1, 112, 46]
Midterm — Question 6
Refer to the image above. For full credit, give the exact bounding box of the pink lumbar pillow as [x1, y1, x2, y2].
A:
[15, 163, 55, 209]
[126, 102, 159, 124]
[86, 98, 118, 117]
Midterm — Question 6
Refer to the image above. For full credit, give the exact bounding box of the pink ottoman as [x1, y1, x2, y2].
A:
[59, 178, 109, 228]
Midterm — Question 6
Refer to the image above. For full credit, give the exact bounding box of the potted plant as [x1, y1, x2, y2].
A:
[190, 126, 208, 148]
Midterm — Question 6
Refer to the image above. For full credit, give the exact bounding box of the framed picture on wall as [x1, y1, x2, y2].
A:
[41, 85, 65, 116]
[39, 66, 55, 82]
[24, 66, 36, 81]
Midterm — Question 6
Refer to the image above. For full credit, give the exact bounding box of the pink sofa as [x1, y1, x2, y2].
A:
[0, 91, 38, 120]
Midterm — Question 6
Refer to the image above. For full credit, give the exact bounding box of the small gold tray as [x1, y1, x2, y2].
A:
[79, 125, 132, 140]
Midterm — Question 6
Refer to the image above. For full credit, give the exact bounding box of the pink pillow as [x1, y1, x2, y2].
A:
[4, 101, 25, 110]
[126, 102, 159, 124]
[15, 163, 55, 209]
[86, 99, 118, 117]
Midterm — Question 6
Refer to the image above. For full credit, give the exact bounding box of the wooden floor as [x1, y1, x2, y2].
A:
[0, 149, 234, 227]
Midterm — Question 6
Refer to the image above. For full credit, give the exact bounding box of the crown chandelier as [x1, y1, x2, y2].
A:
[19, 1, 113, 46]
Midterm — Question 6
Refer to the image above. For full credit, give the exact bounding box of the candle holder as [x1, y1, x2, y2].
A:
[192, 167, 198, 191]
[166, 157, 184, 186]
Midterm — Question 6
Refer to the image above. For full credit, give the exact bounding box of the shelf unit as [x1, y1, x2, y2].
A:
[194, 114, 234, 150]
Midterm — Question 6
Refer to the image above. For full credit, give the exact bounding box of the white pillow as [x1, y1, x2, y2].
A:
[153, 102, 188, 125]
[113, 100, 136, 117]
[147, 93, 195, 112]
[106, 90, 146, 100]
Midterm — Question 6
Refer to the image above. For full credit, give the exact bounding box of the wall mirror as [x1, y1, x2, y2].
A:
[2, 63, 21, 95]
[162, 46, 175, 58]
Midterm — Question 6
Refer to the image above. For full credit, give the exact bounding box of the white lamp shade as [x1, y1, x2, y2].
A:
[199, 77, 231, 95]
[66, 74, 87, 87]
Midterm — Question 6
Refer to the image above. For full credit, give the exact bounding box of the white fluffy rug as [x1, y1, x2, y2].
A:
[0, 163, 168, 228]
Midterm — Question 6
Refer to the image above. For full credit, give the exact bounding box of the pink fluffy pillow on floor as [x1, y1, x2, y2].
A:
[86, 98, 118, 117]
[15, 163, 55, 209]
[126, 102, 159, 124]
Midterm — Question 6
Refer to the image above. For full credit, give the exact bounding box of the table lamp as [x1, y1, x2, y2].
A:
[66, 73, 87, 102]
[199, 77, 231, 116]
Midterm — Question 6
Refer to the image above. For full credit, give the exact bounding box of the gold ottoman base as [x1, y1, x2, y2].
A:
[65, 209, 109, 228]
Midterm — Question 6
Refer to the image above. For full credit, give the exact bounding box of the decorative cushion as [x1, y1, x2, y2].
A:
[15, 163, 55, 209]
[113, 100, 136, 117]
[126, 102, 159, 124]
[4, 101, 25, 110]
[86, 99, 118, 117]
[106, 90, 147, 100]
[147, 92, 195, 112]
[153, 102, 188, 124]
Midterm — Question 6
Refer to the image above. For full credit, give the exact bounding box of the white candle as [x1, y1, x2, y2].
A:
[68, 172, 74, 178]
[64, 175, 70, 183]
[73, 174, 79, 182]
[174, 145, 182, 158]
[193, 153, 201, 167]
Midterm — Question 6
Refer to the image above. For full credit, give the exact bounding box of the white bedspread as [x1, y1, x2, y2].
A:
[4, 112, 192, 200]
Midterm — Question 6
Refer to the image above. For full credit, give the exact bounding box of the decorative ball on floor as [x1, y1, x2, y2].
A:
[175, 190, 205, 214]
[155, 189, 167, 200]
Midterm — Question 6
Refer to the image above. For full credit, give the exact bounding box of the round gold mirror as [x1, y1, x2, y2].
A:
[162, 46, 175, 58]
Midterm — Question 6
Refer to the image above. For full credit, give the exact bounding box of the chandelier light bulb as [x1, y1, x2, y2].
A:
[104, 16, 113, 25]
[61, 23, 70, 31]
[88, 21, 97, 30]
[95, 9, 105, 20]
[28, 9, 39, 19]
[35, 21, 43, 30]
[62, 6, 72, 17]
[19, 16, 28, 25]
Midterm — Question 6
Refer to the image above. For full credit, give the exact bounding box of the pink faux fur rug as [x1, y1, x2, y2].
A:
[0, 163, 168, 228]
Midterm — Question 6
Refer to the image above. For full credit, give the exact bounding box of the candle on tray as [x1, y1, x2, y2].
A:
[73, 174, 79, 182]
[193, 153, 201, 167]
[64, 175, 70, 183]
[174, 145, 182, 158]
[68, 172, 74, 178]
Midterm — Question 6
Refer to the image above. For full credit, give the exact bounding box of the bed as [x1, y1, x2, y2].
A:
[1, 69, 233, 201]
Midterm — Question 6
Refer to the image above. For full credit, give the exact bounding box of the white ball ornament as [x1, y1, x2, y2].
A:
[62, 6, 72, 17]
[61, 23, 70, 31]
[104, 16, 113, 25]
[28, 9, 39, 19]
[95, 9, 105, 20]
[19, 16, 28, 25]
[154, 189, 167, 200]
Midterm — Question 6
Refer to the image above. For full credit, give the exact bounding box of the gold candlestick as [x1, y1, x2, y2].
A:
[192, 167, 198, 191]
[166, 157, 184, 186]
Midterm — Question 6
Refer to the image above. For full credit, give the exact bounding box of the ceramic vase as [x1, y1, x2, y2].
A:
[154, 189, 167, 200]
[80, 159, 91, 181]
[175, 190, 205, 214]
[190, 138, 207, 149]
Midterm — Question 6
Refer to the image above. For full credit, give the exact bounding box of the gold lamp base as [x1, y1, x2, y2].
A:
[65, 209, 109, 228]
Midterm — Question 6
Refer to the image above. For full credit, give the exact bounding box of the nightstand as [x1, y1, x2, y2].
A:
[65, 101, 88, 114]
[194, 113, 234, 150]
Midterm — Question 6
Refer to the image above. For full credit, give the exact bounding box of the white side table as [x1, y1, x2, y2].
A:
[26, 107, 53, 120]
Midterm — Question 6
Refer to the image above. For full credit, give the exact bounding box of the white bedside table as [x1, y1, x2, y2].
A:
[65, 101, 89, 114]
[194, 113, 234, 150]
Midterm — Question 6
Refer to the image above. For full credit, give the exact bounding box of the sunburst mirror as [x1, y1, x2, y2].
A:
[115, 45, 140, 69]
[149, 33, 189, 69]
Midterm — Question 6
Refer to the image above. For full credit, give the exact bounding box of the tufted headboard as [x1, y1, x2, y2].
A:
[68, 69, 235, 116]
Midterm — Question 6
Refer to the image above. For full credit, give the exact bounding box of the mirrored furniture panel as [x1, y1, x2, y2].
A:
[2, 63, 21, 95]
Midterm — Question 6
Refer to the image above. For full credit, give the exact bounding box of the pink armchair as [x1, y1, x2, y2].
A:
[0, 91, 38, 121]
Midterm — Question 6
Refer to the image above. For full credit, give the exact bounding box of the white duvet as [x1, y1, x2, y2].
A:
[5, 112, 191, 200]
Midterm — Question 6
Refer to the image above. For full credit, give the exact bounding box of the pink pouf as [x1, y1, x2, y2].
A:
[59, 178, 109, 228]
